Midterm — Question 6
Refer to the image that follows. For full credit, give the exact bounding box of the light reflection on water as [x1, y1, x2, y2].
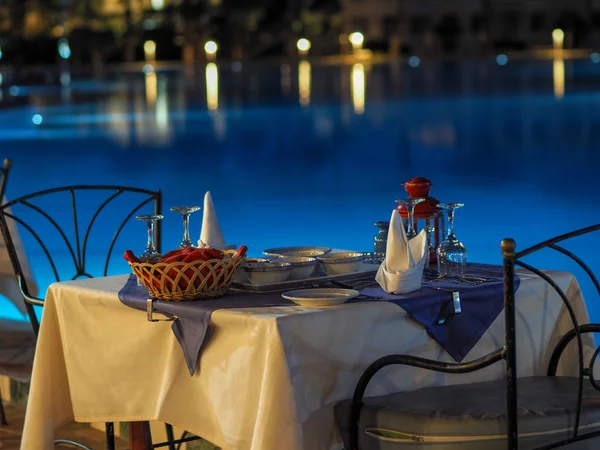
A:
[0, 59, 599, 322]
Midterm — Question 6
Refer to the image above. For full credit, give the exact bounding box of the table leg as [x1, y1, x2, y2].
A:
[129, 421, 152, 450]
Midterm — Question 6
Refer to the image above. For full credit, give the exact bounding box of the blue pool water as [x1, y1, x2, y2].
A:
[0, 57, 599, 322]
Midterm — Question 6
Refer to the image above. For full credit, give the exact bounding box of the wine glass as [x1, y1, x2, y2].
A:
[395, 197, 425, 239]
[135, 214, 163, 286]
[436, 203, 467, 277]
[170, 206, 201, 249]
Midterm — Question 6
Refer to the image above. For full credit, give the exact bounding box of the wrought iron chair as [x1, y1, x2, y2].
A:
[0, 185, 162, 449]
[0, 159, 11, 200]
[0, 158, 8, 426]
[335, 224, 600, 450]
[0, 158, 36, 428]
[0, 185, 201, 450]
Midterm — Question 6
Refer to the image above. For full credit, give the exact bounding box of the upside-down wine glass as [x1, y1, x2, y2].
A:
[136, 214, 164, 285]
[136, 214, 164, 261]
[436, 203, 467, 277]
[395, 197, 425, 239]
[171, 206, 201, 249]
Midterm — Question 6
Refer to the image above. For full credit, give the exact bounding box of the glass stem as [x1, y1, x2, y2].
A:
[407, 205, 416, 238]
[182, 214, 191, 244]
[146, 220, 156, 252]
[447, 207, 455, 239]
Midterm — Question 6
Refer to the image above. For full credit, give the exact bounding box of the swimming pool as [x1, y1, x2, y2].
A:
[0, 57, 599, 322]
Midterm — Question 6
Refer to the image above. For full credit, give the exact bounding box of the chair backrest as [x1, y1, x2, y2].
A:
[0, 185, 162, 335]
[502, 223, 600, 449]
[0, 159, 11, 202]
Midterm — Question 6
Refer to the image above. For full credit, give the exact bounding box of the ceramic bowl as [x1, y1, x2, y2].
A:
[234, 258, 272, 283]
[271, 256, 318, 280]
[317, 252, 367, 276]
[244, 261, 292, 285]
[263, 246, 331, 257]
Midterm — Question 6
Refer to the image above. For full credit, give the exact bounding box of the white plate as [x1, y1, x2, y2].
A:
[282, 288, 359, 308]
[263, 246, 332, 257]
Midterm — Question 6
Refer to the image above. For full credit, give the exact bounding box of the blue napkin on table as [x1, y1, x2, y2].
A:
[356, 263, 520, 362]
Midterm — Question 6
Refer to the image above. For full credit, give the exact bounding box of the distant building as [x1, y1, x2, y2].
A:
[339, 0, 599, 54]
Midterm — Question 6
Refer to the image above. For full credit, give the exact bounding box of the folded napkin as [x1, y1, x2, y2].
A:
[197, 191, 227, 249]
[376, 210, 428, 294]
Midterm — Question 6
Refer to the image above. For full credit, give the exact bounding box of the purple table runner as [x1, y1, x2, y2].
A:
[118, 263, 519, 375]
[118, 275, 294, 375]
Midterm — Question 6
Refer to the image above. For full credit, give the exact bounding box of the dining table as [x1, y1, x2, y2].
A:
[20, 266, 597, 450]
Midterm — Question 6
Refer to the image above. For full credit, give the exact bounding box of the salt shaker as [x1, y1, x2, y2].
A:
[374, 221, 390, 261]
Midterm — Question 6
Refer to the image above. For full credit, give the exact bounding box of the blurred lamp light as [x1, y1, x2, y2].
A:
[496, 54, 508, 65]
[58, 39, 71, 59]
[592, 52, 600, 63]
[552, 29, 564, 43]
[0, 46, 3, 61]
[9, 86, 19, 96]
[553, 29, 564, 51]
[206, 62, 219, 111]
[143, 63, 155, 74]
[60, 71, 70, 87]
[32, 114, 43, 125]
[349, 32, 364, 50]
[144, 40, 157, 55]
[205, 41, 218, 55]
[51, 25, 64, 37]
[143, 19, 157, 30]
[408, 56, 420, 67]
[151, 0, 165, 10]
[297, 38, 311, 54]
[298, 60, 311, 106]
[351, 63, 365, 115]
[553, 58, 565, 99]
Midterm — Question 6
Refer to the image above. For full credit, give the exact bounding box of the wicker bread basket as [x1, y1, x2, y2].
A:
[129, 249, 245, 301]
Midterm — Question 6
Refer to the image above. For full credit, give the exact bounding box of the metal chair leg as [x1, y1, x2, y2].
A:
[165, 423, 176, 450]
[54, 439, 93, 449]
[105, 422, 115, 450]
[0, 387, 7, 425]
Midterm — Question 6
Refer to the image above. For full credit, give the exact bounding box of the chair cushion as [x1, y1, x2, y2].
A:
[335, 376, 600, 449]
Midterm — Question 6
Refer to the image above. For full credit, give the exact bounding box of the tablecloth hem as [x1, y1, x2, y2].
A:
[72, 414, 160, 423]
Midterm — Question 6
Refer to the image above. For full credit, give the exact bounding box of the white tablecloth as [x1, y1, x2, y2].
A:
[21, 270, 596, 450]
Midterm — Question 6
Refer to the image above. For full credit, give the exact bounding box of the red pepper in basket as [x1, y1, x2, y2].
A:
[123, 250, 139, 263]
[159, 246, 195, 262]
[158, 248, 224, 290]
[235, 246, 248, 258]
[184, 249, 225, 288]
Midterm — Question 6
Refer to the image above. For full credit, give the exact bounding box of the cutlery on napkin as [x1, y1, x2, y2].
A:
[198, 191, 228, 249]
[375, 209, 428, 294]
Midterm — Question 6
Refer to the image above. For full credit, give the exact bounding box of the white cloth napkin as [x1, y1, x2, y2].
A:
[375, 210, 428, 294]
[197, 191, 227, 249]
